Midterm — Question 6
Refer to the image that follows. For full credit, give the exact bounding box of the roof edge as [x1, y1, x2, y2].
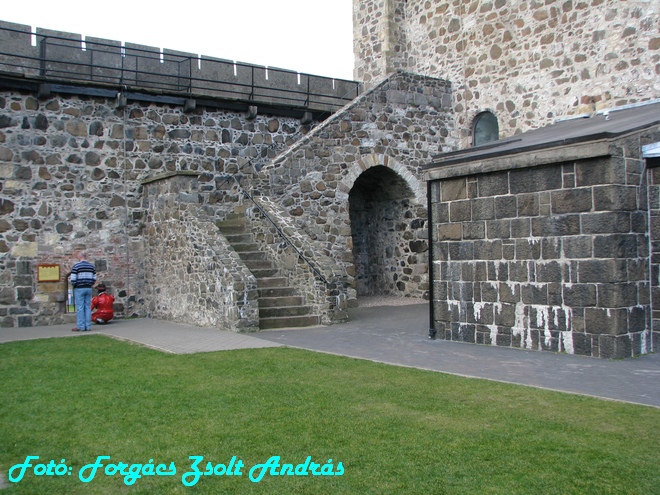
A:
[425, 139, 611, 181]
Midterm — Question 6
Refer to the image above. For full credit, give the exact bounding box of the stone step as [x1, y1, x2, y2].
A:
[260, 305, 314, 318]
[232, 243, 261, 252]
[260, 315, 320, 330]
[257, 277, 288, 288]
[240, 251, 268, 261]
[217, 226, 246, 236]
[225, 212, 246, 220]
[251, 268, 280, 278]
[259, 296, 304, 308]
[216, 215, 245, 227]
[222, 233, 253, 244]
[245, 260, 275, 271]
[258, 286, 297, 298]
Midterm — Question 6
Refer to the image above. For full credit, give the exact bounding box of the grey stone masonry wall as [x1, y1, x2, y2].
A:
[253, 72, 456, 304]
[353, 0, 660, 145]
[429, 131, 658, 359]
[141, 173, 259, 330]
[245, 196, 350, 324]
[0, 88, 311, 328]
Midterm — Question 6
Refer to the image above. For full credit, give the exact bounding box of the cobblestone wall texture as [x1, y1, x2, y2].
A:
[0, 90, 309, 328]
[142, 174, 260, 330]
[253, 72, 456, 304]
[353, 0, 660, 145]
[430, 129, 659, 359]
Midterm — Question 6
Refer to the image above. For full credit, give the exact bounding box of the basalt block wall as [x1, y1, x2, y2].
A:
[429, 131, 658, 359]
[353, 0, 660, 145]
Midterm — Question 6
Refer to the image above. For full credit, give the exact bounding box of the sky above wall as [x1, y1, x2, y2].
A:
[2, 0, 355, 81]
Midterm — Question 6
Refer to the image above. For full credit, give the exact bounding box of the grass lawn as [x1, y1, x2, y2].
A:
[0, 335, 658, 494]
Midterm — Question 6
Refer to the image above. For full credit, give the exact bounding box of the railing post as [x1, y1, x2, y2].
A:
[39, 35, 46, 78]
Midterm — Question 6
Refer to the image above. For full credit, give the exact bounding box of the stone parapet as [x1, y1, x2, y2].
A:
[247, 196, 349, 324]
[0, 20, 359, 114]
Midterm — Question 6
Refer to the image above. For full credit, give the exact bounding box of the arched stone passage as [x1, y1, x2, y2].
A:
[349, 165, 429, 298]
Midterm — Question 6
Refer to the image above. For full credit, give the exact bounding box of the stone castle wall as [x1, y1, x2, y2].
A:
[0, 89, 312, 328]
[353, 0, 660, 145]
[141, 174, 260, 330]
[253, 72, 456, 303]
[428, 128, 658, 359]
[0, 69, 457, 328]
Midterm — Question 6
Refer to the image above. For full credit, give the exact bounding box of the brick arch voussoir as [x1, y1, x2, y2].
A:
[339, 153, 425, 205]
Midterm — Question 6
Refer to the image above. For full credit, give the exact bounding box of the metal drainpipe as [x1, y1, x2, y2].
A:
[122, 105, 130, 318]
[427, 180, 436, 339]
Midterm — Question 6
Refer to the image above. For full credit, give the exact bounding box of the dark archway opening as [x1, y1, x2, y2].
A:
[349, 166, 425, 298]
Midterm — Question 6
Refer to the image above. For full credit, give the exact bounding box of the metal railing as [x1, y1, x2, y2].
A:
[218, 175, 328, 284]
[0, 24, 360, 113]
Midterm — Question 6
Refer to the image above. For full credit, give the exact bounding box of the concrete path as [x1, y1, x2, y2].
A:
[0, 318, 282, 353]
[1, 302, 658, 408]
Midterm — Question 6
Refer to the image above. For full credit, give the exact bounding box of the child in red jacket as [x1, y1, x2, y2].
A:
[91, 284, 115, 324]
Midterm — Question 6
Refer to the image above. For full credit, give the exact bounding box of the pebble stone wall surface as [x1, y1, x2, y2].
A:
[353, 0, 660, 145]
[0, 90, 312, 328]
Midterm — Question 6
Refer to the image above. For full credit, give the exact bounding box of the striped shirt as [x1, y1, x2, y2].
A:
[70, 260, 97, 288]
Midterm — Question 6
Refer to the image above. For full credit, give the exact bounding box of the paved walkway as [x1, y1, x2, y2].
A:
[1, 302, 658, 408]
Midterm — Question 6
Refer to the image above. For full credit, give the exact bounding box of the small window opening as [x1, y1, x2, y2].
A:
[473, 111, 499, 147]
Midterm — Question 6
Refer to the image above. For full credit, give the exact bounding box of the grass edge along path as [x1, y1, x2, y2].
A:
[0, 335, 658, 495]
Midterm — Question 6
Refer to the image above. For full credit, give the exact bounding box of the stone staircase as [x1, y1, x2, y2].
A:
[217, 214, 320, 330]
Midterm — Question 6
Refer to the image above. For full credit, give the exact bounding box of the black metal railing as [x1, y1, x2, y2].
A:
[218, 175, 328, 284]
[0, 24, 360, 113]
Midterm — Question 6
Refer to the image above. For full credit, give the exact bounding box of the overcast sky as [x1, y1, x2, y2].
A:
[2, 0, 355, 80]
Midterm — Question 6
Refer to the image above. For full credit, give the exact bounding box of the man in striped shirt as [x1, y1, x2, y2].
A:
[70, 251, 97, 332]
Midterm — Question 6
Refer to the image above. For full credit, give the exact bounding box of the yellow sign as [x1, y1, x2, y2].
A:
[38, 264, 60, 282]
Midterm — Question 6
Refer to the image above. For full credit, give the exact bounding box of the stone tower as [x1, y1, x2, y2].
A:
[353, 0, 660, 146]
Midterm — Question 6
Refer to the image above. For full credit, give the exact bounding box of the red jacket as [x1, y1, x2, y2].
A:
[91, 292, 115, 322]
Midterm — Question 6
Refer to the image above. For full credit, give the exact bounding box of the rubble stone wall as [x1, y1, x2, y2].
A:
[253, 72, 456, 304]
[0, 89, 309, 328]
[142, 173, 259, 330]
[353, 0, 660, 145]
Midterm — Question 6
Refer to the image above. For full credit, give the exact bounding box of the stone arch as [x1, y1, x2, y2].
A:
[338, 154, 426, 205]
[346, 155, 429, 300]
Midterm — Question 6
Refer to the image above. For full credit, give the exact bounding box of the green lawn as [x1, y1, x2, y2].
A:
[0, 336, 658, 494]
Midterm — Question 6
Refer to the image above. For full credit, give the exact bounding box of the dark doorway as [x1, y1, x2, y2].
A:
[349, 166, 423, 297]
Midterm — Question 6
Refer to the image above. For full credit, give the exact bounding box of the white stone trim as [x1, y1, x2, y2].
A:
[341, 153, 426, 205]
